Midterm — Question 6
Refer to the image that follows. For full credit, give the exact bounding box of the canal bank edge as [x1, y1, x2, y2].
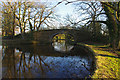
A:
[77, 43, 97, 78]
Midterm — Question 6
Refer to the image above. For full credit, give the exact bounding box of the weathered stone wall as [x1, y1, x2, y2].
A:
[33, 29, 92, 43]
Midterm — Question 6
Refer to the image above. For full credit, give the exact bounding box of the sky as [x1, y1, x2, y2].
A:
[54, 1, 74, 17]
[51, 1, 91, 27]
[38, 0, 79, 29]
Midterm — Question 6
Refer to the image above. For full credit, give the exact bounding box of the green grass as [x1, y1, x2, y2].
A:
[0, 37, 2, 45]
[78, 43, 120, 79]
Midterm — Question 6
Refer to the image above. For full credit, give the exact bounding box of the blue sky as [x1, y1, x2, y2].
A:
[44, 0, 76, 18]
[40, 0, 78, 28]
[54, 1, 74, 17]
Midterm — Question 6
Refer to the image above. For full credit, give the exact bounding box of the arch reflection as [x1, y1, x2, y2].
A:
[52, 33, 74, 52]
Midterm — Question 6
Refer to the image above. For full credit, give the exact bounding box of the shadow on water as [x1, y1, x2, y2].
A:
[2, 40, 96, 79]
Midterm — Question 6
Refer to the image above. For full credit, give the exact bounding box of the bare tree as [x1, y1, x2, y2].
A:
[64, 1, 120, 49]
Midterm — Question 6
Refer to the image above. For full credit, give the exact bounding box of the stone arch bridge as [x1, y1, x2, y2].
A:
[30, 29, 92, 43]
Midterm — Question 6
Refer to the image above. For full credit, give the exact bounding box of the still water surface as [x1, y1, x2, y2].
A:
[2, 40, 95, 78]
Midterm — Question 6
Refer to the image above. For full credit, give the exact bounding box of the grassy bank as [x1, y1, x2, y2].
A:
[79, 43, 120, 79]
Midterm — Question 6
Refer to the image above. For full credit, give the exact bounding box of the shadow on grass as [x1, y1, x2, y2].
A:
[98, 46, 120, 56]
[98, 54, 120, 59]
[98, 46, 109, 49]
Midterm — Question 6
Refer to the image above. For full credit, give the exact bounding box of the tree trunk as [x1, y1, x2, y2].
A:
[20, 23, 22, 34]
[12, 9, 15, 37]
[103, 4, 119, 50]
[29, 20, 33, 32]
[2, 27, 4, 37]
[117, 23, 120, 50]
[23, 22, 26, 34]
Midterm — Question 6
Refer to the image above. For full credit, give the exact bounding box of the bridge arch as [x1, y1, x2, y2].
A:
[49, 30, 76, 43]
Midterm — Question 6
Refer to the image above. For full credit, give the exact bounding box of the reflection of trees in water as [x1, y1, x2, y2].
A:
[18, 53, 52, 78]
[2, 46, 17, 78]
[2, 47, 53, 78]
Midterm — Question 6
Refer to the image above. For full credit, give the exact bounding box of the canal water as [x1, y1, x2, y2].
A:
[1, 40, 95, 78]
